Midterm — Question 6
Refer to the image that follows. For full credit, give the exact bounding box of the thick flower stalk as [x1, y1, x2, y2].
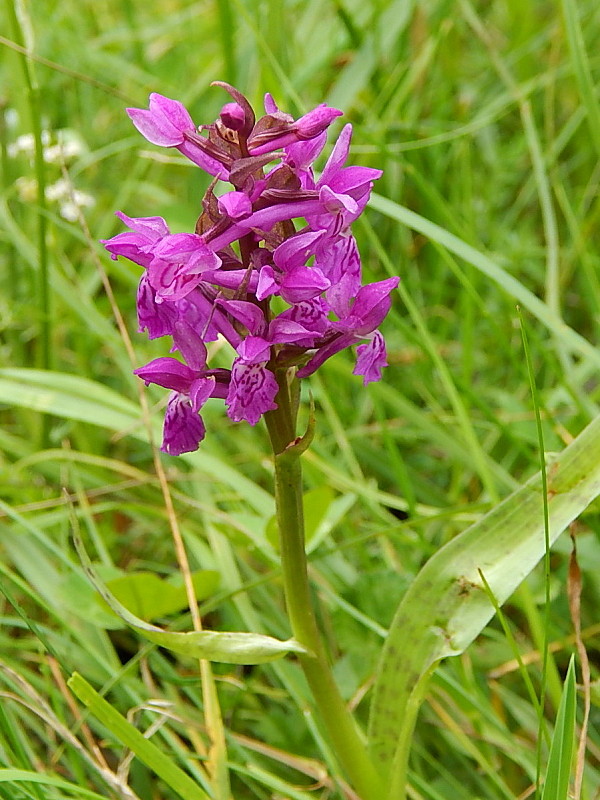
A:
[102, 83, 398, 455]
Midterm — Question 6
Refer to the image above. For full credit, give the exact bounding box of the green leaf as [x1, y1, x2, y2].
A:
[368, 414, 600, 798]
[73, 531, 307, 664]
[103, 570, 220, 620]
[541, 656, 576, 800]
[67, 673, 210, 800]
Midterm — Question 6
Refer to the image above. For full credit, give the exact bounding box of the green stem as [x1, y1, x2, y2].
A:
[264, 370, 383, 800]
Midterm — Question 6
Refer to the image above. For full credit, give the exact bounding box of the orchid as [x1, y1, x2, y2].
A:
[99, 82, 403, 800]
[102, 82, 398, 455]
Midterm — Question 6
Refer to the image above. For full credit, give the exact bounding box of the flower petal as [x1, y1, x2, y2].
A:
[137, 274, 178, 339]
[134, 357, 196, 393]
[127, 93, 195, 146]
[225, 361, 278, 425]
[161, 393, 206, 455]
[353, 331, 389, 384]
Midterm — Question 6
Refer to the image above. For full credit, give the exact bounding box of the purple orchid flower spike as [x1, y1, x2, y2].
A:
[102, 82, 397, 452]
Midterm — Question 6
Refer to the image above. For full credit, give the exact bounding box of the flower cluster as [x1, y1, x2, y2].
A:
[102, 83, 398, 455]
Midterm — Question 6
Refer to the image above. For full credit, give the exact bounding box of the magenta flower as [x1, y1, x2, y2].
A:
[147, 233, 222, 301]
[248, 103, 343, 155]
[102, 83, 397, 453]
[127, 93, 229, 178]
[101, 211, 169, 269]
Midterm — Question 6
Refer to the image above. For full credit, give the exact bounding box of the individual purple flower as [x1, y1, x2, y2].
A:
[147, 233, 222, 301]
[101, 211, 169, 269]
[135, 355, 224, 454]
[127, 93, 229, 178]
[296, 277, 399, 380]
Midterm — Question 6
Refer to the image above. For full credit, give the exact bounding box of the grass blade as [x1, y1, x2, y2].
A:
[541, 656, 577, 800]
[560, 0, 600, 159]
[67, 672, 210, 800]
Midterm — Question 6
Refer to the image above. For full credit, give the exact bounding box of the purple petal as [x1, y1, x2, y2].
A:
[339, 276, 399, 335]
[295, 105, 343, 139]
[102, 231, 156, 268]
[318, 124, 352, 186]
[201, 268, 259, 293]
[172, 320, 208, 370]
[174, 291, 216, 341]
[353, 331, 389, 385]
[147, 235, 222, 301]
[217, 190, 253, 220]
[256, 266, 278, 300]
[153, 233, 221, 273]
[317, 235, 362, 317]
[296, 332, 358, 379]
[225, 361, 278, 425]
[268, 317, 318, 346]
[135, 357, 196, 393]
[279, 266, 330, 304]
[101, 212, 169, 267]
[326, 165, 383, 199]
[161, 393, 206, 455]
[148, 260, 202, 301]
[218, 299, 266, 335]
[115, 211, 170, 238]
[190, 376, 216, 412]
[237, 335, 271, 364]
[127, 93, 195, 146]
[285, 132, 327, 172]
[318, 185, 358, 217]
[137, 274, 178, 338]
[264, 93, 279, 114]
[273, 229, 324, 271]
[149, 94, 196, 134]
[279, 297, 330, 337]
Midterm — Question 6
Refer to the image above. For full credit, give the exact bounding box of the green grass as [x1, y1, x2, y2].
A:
[1, 0, 600, 798]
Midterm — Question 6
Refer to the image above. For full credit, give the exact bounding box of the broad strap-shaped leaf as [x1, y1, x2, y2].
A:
[368, 414, 600, 797]
[73, 531, 307, 665]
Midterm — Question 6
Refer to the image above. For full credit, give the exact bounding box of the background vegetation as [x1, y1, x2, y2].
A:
[1, 0, 599, 797]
